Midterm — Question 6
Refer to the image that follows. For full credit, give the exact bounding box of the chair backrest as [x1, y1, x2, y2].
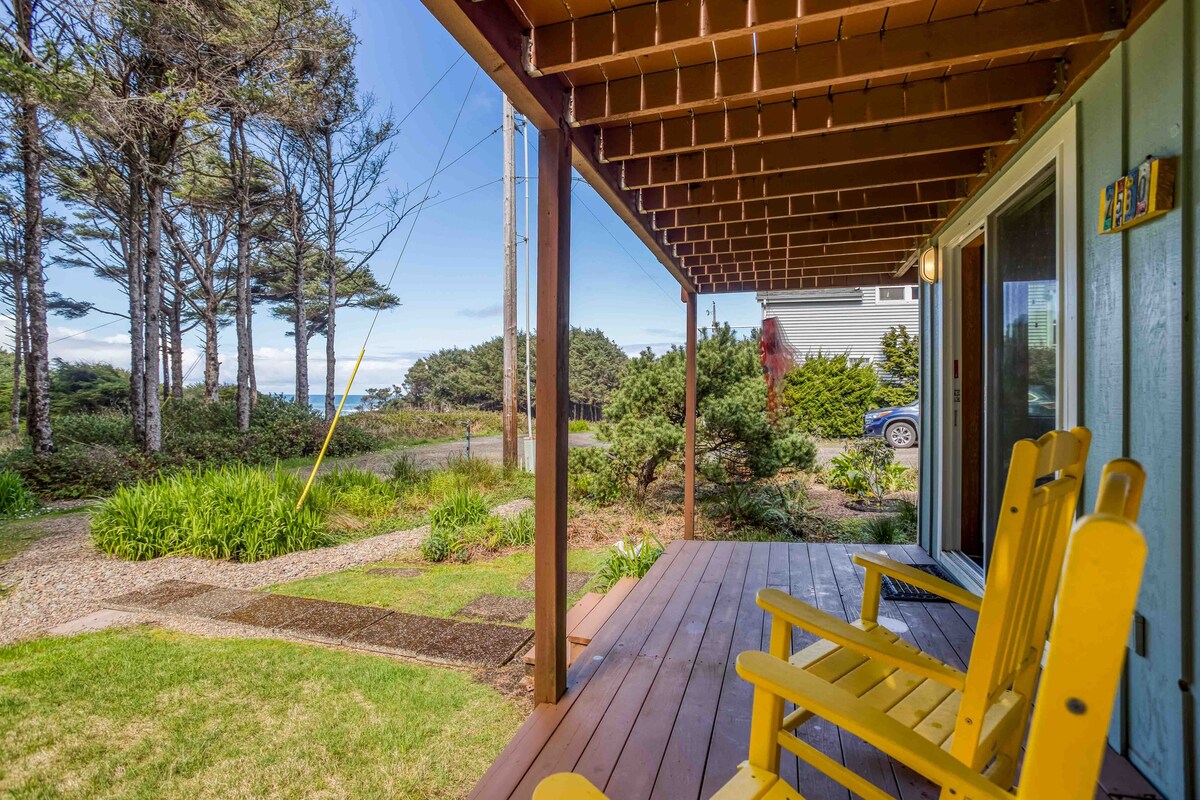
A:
[951, 427, 1091, 765]
[1016, 460, 1147, 799]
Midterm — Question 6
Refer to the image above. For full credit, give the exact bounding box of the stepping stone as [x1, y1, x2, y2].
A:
[214, 594, 323, 628]
[160, 587, 260, 618]
[348, 613, 460, 658]
[366, 567, 425, 579]
[422, 620, 533, 667]
[516, 572, 591, 594]
[277, 600, 393, 643]
[48, 610, 141, 637]
[106, 580, 215, 612]
[456, 594, 534, 624]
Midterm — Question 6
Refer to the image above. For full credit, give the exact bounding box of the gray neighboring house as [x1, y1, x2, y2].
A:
[757, 285, 920, 363]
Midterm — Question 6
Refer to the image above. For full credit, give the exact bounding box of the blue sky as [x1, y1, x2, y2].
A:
[40, 0, 762, 394]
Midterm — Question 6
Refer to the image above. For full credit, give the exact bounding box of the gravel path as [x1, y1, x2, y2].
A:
[0, 498, 531, 646]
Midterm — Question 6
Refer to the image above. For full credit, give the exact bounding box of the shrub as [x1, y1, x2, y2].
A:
[49, 360, 131, 414]
[445, 454, 503, 490]
[568, 420, 590, 433]
[419, 527, 460, 563]
[781, 352, 880, 438]
[862, 515, 909, 545]
[428, 483, 490, 532]
[389, 454, 426, 486]
[822, 439, 916, 503]
[874, 325, 920, 408]
[3, 444, 145, 499]
[568, 447, 623, 505]
[90, 464, 334, 562]
[496, 509, 534, 548]
[595, 535, 665, 591]
[0, 470, 37, 516]
[715, 481, 813, 535]
[54, 413, 132, 447]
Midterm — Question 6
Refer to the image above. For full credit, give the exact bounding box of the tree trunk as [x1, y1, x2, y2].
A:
[231, 117, 252, 432]
[292, 189, 309, 408]
[169, 291, 184, 399]
[203, 307, 219, 403]
[323, 129, 336, 421]
[15, 0, 51, 456]
[160, 309, 171, 400]
[143, 172, 164, 452]
[127, 165, 147, 447]
[10, 271, 22, 436]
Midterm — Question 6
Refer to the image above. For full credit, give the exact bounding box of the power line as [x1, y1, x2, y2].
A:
[397, 53, 465, 128]
[48, 317, 122, 345]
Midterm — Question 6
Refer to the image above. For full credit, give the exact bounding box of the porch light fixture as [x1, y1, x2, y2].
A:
[918, 247, 938, 284]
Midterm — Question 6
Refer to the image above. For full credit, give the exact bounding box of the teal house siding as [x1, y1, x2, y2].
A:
[918, 0, 1199, 794]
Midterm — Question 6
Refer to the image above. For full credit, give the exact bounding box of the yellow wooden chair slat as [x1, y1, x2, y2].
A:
[532, 459, 1147, 800]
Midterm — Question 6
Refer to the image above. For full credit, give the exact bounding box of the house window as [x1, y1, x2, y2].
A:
[877, 286, 917, 303]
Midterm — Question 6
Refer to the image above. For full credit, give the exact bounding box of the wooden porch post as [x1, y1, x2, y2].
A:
[534, 124, 570, 704]
[684, 290, 697, 540]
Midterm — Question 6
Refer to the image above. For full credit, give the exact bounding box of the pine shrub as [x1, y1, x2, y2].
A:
[781, 352, 880, 438]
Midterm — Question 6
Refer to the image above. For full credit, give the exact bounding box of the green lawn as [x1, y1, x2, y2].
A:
[269, 549, 609, 627]
[0, 628, 524, 799]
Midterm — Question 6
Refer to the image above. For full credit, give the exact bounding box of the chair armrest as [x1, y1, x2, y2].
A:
[736, 651, 1008, 800]
[757, 588, 966, 690]
[854, 552, 982, 612]
[533, 774, 609, 799]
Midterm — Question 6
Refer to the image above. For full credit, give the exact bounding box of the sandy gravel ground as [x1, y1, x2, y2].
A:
[0, 498, 531, 646]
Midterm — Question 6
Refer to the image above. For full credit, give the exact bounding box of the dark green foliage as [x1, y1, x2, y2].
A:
[714, 481, 813, 536]
[399, 327, 626, 418]
[428, 483, 489, 533]
[568, 446, 622, 505]
[595, 535, 665, 591]
[781, 352, 880, 438]
[874, 326, 920, 407]
[862, 515, 912, 545]
[599, 325, 816, 496]
[0, 470, 37, 516]
[48, 361, 131, 414]
[2, 395, 377, 500]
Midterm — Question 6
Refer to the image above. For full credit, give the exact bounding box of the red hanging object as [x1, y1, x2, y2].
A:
[759, 317, 794, 418]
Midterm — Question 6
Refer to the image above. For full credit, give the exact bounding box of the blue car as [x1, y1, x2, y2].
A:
[864, 402, 919, 448]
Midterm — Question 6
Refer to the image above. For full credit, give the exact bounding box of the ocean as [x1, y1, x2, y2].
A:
[281, 394, 370, 415]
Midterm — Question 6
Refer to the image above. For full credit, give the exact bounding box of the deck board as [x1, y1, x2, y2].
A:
[474, 542, 1161, 800]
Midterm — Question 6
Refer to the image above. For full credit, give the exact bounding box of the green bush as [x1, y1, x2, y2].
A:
[874, 326, 919, 408]
[389, 454, 426, 486]
[54, 413, 132, 447]
[822, 439, 916, 503]
[419, 527, 460, 563]
[0, 470, 37, 516]
[781, 353, 880, 438]
[862, 515, 909, 545]
[90, 464, 335, 561]
[568, 447, 623, 505]
[317, 468, 398, 518]
[568, 420, 590, 433]
[3, 444, 147, 499]
[595, 535, 665, 591]
[49, 360, 131, 414]
[716, 481, 813, 534]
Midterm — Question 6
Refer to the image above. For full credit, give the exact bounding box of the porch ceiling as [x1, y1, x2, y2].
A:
[421, 0, 1162, 294]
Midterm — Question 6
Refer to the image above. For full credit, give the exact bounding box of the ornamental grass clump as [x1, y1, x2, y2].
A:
[91, 464, 335, 562]
[0, 470, 37, 516]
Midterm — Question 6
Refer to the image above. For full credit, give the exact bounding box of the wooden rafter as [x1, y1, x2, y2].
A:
[527, 0, 904, 76]
[650, 180, 965, 228]
[696, 271, 915, 292]
[621, 111, 1015, 189]
[569, 0, 1122, 125]
[637, 151, 984, 212]
[668, 221, 933, 248]
[688, 250, 906, 270]
[662, 204, 947, 244]
[599, 62, 1057, 161]
[675, 236, 920, 260]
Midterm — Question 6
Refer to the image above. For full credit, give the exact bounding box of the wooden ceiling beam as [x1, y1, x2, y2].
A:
[621, 111, 1014, 189]
[651, 179, 964, 228]
[675, 236, 920, 259]
[569, 0, 1122, 126]
[688, 251, 907, 271]
[638, 151, 983, 212]
[527, 0, 904, 76]
[666, 207, 943, 243]
[599, 62, 1056, 161]
[696, 270, 915, 293]
[667, 220, 933, 247]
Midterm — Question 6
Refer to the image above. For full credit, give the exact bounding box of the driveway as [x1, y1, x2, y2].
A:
[314, 431, 600, 476]
[814, 439, 919, 469]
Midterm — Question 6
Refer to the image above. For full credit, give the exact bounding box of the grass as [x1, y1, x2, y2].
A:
[0, 628, 523, 800]
[269, 548, 609, 627]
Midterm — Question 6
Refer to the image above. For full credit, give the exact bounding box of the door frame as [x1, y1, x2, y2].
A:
[932, 105, 1080, 593]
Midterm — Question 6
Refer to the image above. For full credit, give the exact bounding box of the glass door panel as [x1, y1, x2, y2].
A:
[982, 171, 1058, 570]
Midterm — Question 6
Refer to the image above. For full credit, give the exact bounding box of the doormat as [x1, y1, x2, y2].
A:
[880, 563, 958, 602]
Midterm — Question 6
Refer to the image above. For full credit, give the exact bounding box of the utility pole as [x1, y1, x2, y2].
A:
[502, 95, 519, 468]
[522, 115, 533, 438]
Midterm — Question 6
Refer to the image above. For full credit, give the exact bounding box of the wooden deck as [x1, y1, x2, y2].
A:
[470, 541, 1163, 800]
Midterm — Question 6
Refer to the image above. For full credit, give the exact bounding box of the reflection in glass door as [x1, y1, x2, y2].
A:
[981, 170, 1058, 570]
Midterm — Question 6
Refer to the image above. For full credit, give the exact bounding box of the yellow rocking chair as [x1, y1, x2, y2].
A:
[533, 459, 1147, 800]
